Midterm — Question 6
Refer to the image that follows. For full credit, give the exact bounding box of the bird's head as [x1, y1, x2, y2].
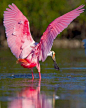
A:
[47, 51, 59, 70]
[52, 51, 56, 61]
[47, 51, 56, 61]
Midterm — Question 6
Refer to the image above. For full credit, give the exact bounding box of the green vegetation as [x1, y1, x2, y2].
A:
[0, 0, 86, 39]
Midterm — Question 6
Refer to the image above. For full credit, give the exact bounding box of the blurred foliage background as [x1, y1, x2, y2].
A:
[0, 0, 86, 42]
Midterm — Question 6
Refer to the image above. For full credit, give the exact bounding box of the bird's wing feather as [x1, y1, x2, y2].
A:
[3, 3, 34, 58]
[35, 5, 85, 62]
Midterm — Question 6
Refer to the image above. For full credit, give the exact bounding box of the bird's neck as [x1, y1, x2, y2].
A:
[47, 51, 52, 57]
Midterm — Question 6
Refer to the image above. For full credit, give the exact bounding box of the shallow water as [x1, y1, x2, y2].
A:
[0, 48, 86, 108]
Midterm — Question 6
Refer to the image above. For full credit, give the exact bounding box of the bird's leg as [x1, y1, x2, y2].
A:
[39, 72, 41, 80]
[32, 72, 34, 80]
[31, 68, 34, 80]
[36, 63, 41, 79]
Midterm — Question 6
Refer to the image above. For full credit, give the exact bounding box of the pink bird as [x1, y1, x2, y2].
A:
[3, 4, 84, 79]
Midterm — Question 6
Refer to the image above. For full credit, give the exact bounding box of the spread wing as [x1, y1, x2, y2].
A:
[3, 3, 34, 59]
[35, 5, 85, 62]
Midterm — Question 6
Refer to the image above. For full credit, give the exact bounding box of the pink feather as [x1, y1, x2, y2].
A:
[3, 3, 34, 59]
[3, 4, 85, 61]
[35, 5, 85, 62]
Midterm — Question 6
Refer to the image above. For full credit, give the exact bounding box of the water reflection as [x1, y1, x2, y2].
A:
[8, 79, 55, 108]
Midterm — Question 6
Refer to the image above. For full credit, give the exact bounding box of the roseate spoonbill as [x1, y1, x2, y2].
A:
[3, 4, 84, 79]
